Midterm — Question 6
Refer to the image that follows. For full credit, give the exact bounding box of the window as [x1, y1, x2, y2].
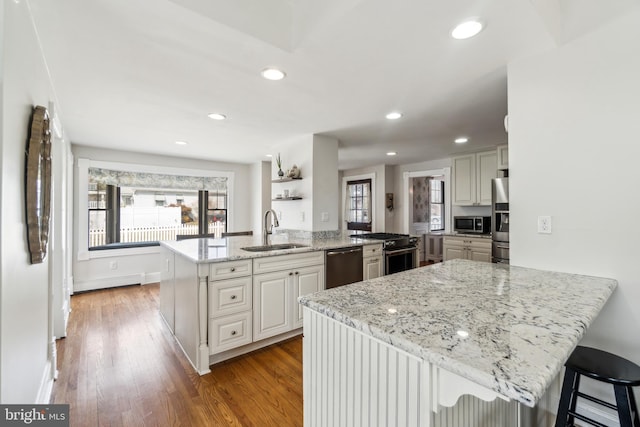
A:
[429, 179, 445, 231]
[87, 167, 228, 249]
[346, 179, 372, 231]
[411, 175, 445, 231]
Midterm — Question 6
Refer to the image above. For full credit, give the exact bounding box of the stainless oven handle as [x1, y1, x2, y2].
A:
[384, 247, 417, 256]
[495, 245, 509, 249]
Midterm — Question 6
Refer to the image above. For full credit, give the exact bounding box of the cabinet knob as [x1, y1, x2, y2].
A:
[230, 295, 237, 300]
[289, 272, 294, 276]
[295, 271, 299, 275]
[230, 267, 236, 272]
[231, 330, 237, 336]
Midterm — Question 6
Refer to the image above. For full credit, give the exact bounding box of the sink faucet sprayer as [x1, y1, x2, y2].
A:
[263, 209, 280, 245]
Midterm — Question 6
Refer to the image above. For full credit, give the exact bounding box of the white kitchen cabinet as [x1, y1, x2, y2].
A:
[292, 265, 324, 329]
[452, 150, 497, 206]
[363, 243, 383, 280]
[253, 252, 324, 341]
[253, 270, 290, 341]
[443, 236, 491, 262]
[497, 144, 509, 170]
[208, 259, 253, 355]
[209, 311, 252, 354]
[424, 234, 443, 263]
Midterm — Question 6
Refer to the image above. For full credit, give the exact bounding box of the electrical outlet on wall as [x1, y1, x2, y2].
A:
[537, 216, 552, 234]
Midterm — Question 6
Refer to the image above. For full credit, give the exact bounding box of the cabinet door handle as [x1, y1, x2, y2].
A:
[295, 271, 299, 275]
[231, 330, 237, 336]
[230, 295, 237, 300]
[289, 272, 294, 276]
[230, 267, 236, 272]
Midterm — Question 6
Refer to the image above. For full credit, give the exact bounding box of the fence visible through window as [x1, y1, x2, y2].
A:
[88, 222, 226, 247]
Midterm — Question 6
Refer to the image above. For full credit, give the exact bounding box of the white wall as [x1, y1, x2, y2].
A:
[509, 5, 640, 418]
[312, 135, 339, 231]
[0, 0, 63, 403]
[384, 165, 395, 232]
[72, 145, 253, 292]
[272, 134, 339, 232]
[251, 160, 272, 235]
[272, 136, 314, 231]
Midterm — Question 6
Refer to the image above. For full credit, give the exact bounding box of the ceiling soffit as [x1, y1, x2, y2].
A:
[168, 0, 367, 51]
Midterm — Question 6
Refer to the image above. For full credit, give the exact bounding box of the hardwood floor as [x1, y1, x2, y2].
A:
[51, 284, 303, 426]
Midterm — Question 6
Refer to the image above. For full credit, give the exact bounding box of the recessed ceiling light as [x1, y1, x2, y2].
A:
[175, 140, 188, 145]
[385, 112, 403, 120]
[207, 113, 226, 120]
[261, 68, 286, 81]
[451, 19, 484, 40]
[455, 137, 469, 144]
[266, 154, 273, 158]
[387, 151, 397, 156]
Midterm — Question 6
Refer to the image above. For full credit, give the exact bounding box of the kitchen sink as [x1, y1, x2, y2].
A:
[241, 244, 308, 252]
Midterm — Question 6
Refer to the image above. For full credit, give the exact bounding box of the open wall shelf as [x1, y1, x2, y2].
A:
[272, 196, 303, 201]
[272, 177, 302, 183]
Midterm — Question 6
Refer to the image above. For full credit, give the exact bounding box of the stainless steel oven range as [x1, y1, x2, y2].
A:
[351, 232, 418, 275]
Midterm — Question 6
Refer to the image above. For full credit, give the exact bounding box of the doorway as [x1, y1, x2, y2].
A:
[402, 168, 451, 265]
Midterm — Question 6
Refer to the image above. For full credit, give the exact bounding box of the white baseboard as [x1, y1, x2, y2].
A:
[142, 272, 161, 284]
[36, 361, 54, 404]
[573, 400, 619, 426]
[74, 273, 144, 292]
[547, 390, 620, 427]
[74, 272, 161, 292]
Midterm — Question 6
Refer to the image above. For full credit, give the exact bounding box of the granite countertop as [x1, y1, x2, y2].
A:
[160, 232, 381, 263]
[298, 259, 617, 407]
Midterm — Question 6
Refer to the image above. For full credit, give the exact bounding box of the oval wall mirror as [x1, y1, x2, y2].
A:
[25, 105, 52, 264]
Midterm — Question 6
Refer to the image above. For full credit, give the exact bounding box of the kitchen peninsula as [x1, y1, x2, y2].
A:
[298, 259, 616, 427]
[159, 232, 377, 374]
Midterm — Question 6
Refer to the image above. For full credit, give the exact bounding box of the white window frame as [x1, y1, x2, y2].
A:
[76, 158, 234, 260]
[341, 173, 376, 232]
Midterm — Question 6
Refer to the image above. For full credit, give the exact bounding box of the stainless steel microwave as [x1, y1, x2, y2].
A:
[453, 216, 491, 234]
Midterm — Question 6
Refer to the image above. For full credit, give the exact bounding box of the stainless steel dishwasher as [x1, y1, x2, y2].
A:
[325, 246, 363, 289]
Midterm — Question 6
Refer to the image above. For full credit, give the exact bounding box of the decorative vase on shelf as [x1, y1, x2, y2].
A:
[276, 153, 284, 178]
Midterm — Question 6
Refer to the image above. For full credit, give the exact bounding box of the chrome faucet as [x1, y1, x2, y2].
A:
[263, 209, 280, 245]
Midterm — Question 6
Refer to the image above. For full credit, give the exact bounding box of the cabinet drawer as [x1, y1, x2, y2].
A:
[253, 251, 324, 275]
[209, 277, 252, 318]
[209, 259, 252, 281]
[470, 239, 492, 250]
[443, 236, 466, 247]
[363, 244, 382, 258]
[209, 311, 252, 354]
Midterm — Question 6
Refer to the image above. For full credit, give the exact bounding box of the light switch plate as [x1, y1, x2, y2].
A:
[537, 216, 552, 234]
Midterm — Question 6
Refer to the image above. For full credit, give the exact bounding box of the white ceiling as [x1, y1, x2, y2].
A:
[27, 0, 636, 170]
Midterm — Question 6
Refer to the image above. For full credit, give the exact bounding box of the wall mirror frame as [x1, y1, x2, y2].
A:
[25, 105, 52, 264]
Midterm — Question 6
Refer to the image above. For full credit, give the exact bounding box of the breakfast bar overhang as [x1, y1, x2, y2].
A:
[298, 259, 617, 427]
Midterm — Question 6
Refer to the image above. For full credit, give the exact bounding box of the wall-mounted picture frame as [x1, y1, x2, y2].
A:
[25, 105, 52, 264]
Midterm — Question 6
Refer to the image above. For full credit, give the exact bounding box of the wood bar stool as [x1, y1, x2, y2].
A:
[555, 346, 640, 427]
